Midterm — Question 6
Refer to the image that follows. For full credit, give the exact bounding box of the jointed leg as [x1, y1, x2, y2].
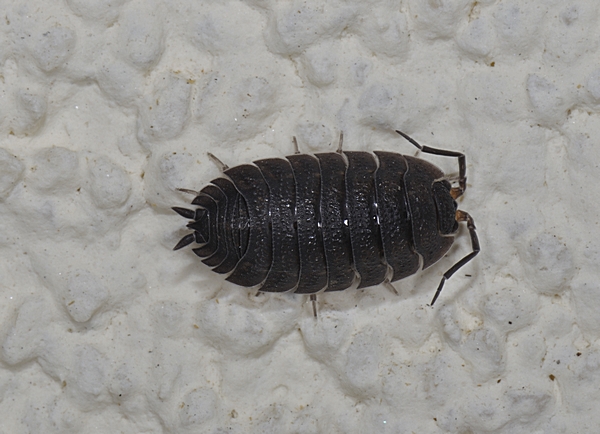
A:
[430, 210, 480, 306]
[383, 278, 399, 295]
[336, 132, 344, 153]
[395, 130, 467, 195]
[177, 188, 199, 196]
[293, 137, 300, 154]
[310, 294, 318, 318]
[176, 153, 229, 197]
[207, 152, 229, 171]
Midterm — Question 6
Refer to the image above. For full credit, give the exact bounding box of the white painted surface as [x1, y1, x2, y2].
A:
[0, 0, 597, 432]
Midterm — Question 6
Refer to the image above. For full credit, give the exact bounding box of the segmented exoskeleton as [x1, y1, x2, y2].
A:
[173, 131, 479, 315]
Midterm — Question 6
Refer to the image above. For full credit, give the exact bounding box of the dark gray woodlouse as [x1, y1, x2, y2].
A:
[173, 131, 479, 315]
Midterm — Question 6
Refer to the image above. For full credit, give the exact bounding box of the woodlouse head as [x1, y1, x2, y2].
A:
[432, 180, 459, 235]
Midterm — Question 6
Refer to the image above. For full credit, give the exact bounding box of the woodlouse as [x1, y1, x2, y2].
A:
[173, 131, 479, 315]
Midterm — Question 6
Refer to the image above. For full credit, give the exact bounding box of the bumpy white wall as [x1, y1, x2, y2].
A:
[0, 0, 598, 432]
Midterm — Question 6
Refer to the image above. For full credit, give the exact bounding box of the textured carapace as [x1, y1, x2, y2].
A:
[173, 131, 479, 310]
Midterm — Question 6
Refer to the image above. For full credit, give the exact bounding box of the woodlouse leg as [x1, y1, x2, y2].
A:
[336, 131, 344, 153]
[430, 210, 480, 306]
[383, 279, 399, 295]
[293, 136, 300, 154]
[310, 294, 318, 318]
[395, 130, 467, 195]
[177, 188, 200, 196]
[207, 152, 229, 171]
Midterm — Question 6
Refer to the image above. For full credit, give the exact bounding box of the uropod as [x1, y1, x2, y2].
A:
[173, 131, 480, 316]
